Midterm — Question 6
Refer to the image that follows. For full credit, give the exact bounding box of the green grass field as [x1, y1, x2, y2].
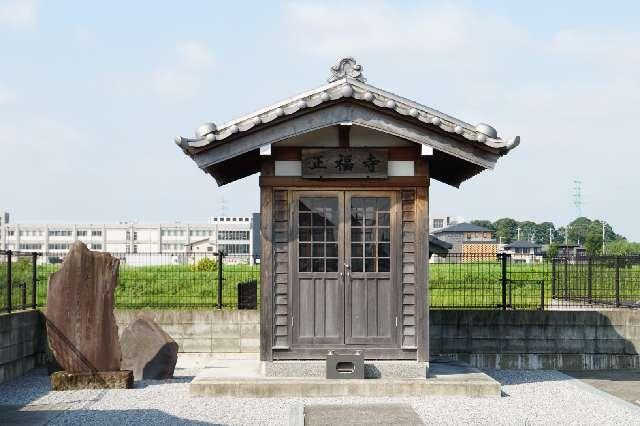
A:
[1, 259, 638, 310]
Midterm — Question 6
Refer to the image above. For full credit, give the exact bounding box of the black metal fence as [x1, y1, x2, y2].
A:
[429, 253, 640, 310]
[1, 251, 260, 311]
[0, 250, 40, 313]
[3, 250, 640, 312]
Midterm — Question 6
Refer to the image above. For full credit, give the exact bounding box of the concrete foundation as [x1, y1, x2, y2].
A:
[0, 310, 46, 384]
[189, 359, 500, 398]
[50, 370, 134, 390]
[263, 360, 428, 379]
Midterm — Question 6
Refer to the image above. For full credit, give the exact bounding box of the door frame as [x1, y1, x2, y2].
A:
[344, 190, 401, 347]
[288, 189, 402, 351]
[290, 191, 346, 347]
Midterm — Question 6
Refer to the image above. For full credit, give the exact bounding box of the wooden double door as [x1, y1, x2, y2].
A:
[291, 190, 400, 349]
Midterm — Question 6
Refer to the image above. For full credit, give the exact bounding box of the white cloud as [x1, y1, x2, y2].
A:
[178, 41, 215, 70]
[152, 69, 198, 97]
[0, 0, 38, 30]
[284, 1, 522, 68]
[550, 29, 640, 69]
[151, 41, 215, 97]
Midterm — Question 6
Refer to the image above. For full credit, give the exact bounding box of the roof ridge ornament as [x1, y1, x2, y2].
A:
[328, 57, 366, 83]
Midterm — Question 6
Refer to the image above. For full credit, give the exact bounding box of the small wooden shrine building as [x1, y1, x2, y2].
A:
[176, 58, 519, 364]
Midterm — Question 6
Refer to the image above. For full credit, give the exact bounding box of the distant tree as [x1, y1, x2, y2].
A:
[493, 218, 518, 243]
[605, 239, 640, 255]
[567, 217, 592, 245]
[518, 221, 538, 242]
[547, 242, 560, 258]
[537, 222, 557, 245]
[584, 227, 603, 255]
[471, 220, 495, 231]
[554, 226, 568, 244]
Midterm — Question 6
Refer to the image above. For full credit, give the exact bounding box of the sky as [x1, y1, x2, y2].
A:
[1, 1, 639, 240]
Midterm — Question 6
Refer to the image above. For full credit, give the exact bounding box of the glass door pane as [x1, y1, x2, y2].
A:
[298, 197, 339, 273]
[350, 197, 391, 272]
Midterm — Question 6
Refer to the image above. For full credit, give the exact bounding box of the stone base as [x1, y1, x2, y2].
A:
[263, 361, 428, 379]
[190, 360, 500, 398]
[50, 370, 134, 391]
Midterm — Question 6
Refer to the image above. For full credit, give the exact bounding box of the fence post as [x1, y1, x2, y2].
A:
[540, 280, 545, 311]
[6, 250, 12, 313]
[217, 251, 224, 309]
[587, 257, 593, 304]
[551, 257, 556, 299]
[615, 256, 621, 308]
[563, 259, 568, 300]
[31, 252, 38, 309]
[500, 253, 508, 310]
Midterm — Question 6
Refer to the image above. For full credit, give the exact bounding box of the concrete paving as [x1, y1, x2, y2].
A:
[189, 359, 501, 398]
[0, 403, 74, 425]
[563, 370, 640, 406]
[301, 403, 424, 425]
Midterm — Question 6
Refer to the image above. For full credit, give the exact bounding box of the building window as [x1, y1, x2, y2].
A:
[49, 230, 73, 237]
[7, 230, 14, 236]
[91, 243, 103, 250]
[433, 219, 444, 229]
[206, 246, 213, 252]
[219, 243, 249, 254]
[48, 243, 70, 250]
[92, 230, 102, 237]
[133, 231, 138, 241]
[77, 230, 87, 237]
[19, 243, 42, 250]
[133, 245, 138, 254]
[218, 230, 250, 240]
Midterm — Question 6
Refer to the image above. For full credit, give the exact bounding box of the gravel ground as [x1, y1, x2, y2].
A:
[1, 368, 640, 425]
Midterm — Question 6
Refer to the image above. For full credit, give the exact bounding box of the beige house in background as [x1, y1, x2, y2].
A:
[432, 223, 498, 261]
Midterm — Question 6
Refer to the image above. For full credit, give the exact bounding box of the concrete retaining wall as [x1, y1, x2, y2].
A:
[114, 310, 259, 356]
[430, 310, 640, 370]
[113, 309, 640, 370]
[0, 310, 46, 383]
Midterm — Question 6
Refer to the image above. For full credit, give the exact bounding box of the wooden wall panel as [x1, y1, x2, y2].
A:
[401, 189, 417, 348]
[273, 189, 290, 349]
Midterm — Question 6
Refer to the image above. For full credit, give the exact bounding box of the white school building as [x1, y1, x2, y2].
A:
[0, 213, 258, 263]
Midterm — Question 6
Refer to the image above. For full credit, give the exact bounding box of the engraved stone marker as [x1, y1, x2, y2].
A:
[46, 242, 121, 373]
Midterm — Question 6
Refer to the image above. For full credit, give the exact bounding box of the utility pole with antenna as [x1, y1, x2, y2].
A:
[573, 180, 583, 218]
[219, 195, 228, 217]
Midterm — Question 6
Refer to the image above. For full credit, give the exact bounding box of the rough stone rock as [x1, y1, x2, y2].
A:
[50, 370, 133, 390]
[120, 314, 178, 380]
[46, 242, 121, 373]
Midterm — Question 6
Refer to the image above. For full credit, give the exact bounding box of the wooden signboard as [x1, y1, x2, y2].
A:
[301, 149, 388, 179]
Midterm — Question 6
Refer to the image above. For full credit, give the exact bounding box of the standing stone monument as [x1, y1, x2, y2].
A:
[46, 241, 132, 389]
[120, 314, 179, 380]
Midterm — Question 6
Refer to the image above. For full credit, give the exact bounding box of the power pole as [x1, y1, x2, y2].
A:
[516, 227, 521, 241]
[602, 221, 606, 254]
[573, 180, 583, 218]
[549, 228, 553, 245]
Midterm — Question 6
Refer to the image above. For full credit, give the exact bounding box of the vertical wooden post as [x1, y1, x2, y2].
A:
[415, 185, 429, 362]
[260, 185, 274, 361]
